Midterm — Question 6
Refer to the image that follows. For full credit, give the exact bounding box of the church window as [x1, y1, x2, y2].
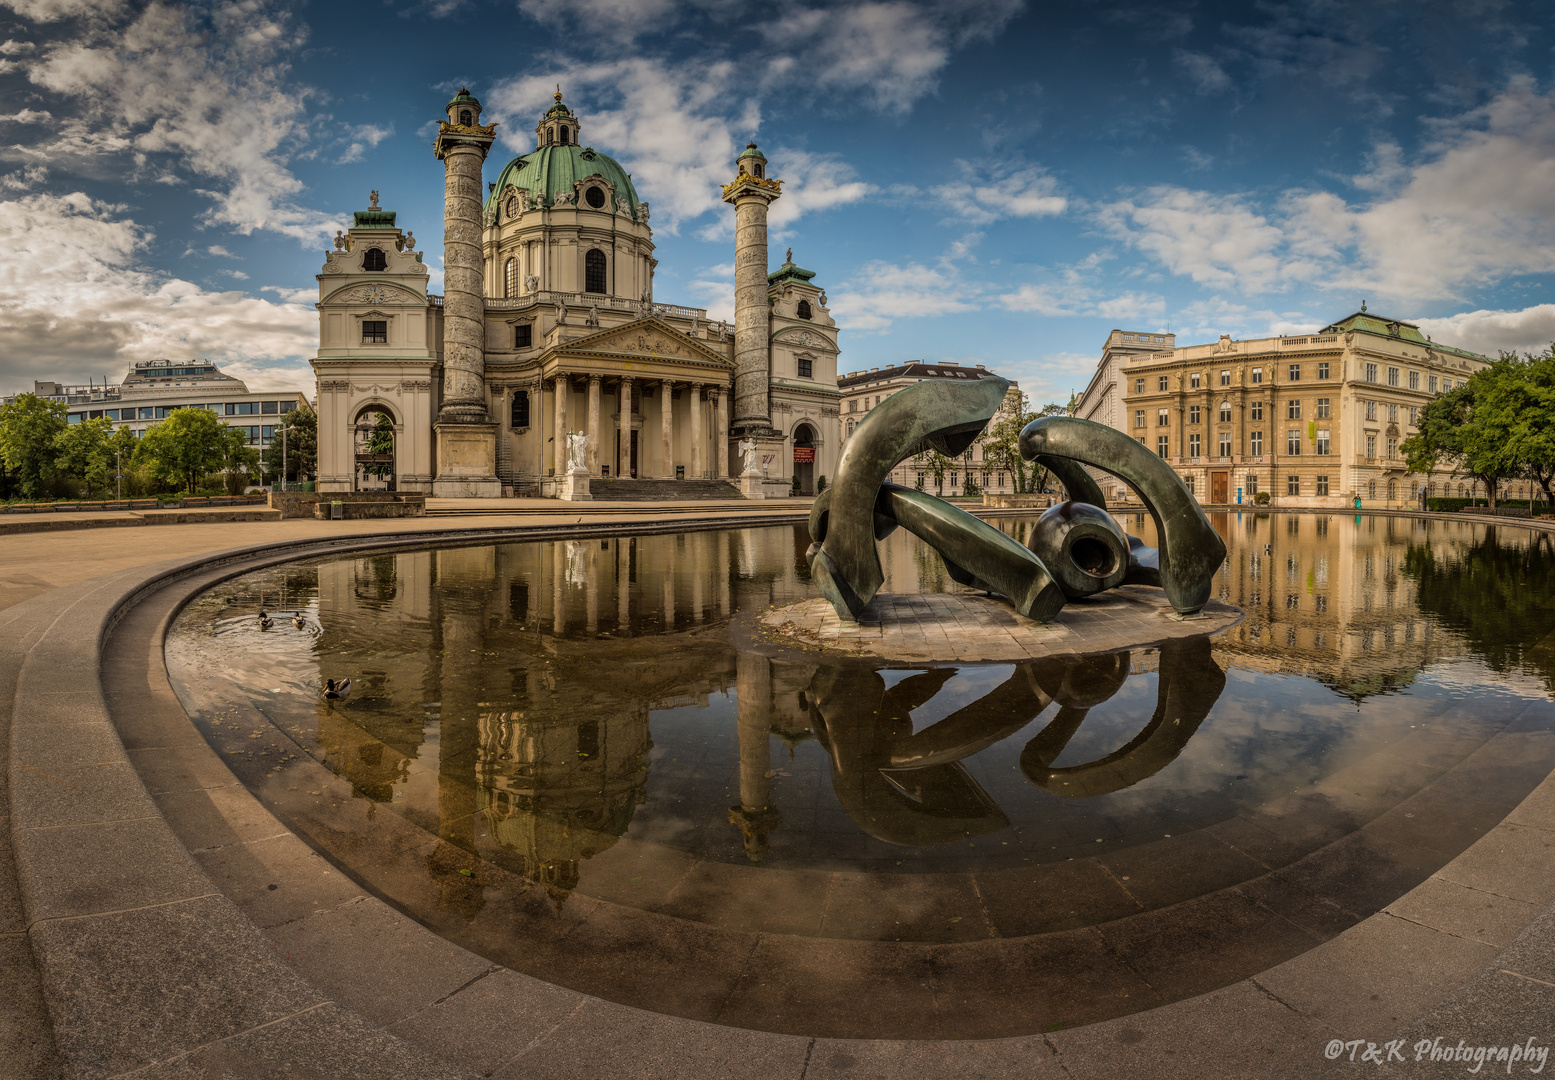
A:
[460, 110, 472, 125]
[514, 324, 532, 348]
[511, 390, 530, 428]
[558, 126, 569, 145]
[797, 357, 813, 378]
[797, 299, 812, 320]
[361, 320, 387, 344]
[584, 249, 607, 294]
[753, 162, 764, 178]
[505, 259, 516, 298]
[584, 186, 606, 209]
[362, 248, 387, 272]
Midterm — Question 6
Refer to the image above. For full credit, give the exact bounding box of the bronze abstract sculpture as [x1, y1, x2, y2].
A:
[806, 376, 1226, 623]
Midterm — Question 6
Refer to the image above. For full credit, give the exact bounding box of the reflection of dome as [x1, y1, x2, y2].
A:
[484, 145, 641, 217]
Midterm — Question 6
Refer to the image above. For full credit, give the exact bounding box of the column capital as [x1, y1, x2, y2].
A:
[588, 372, 602, 384]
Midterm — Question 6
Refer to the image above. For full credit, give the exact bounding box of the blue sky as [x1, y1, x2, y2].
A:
[1, 0, 1553, 404]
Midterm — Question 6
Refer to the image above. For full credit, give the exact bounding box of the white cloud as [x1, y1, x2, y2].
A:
[685, 263, 735, 322]
[1413, 304, 1555, 359]
[828, 261, 977, 331]
[998, 283, 1164, 321]
[1172, 49, 1231, 94]
[932, 163, 1066, 225]
[205, 244, 237, 258]
[0, 0, 124, 21]
[0, 39, 36, 55]
[10, 2, 337, 246]
[1100, 187, 1287, 292]
[0, 192, 315, 390]
[338, 123, 393, 165]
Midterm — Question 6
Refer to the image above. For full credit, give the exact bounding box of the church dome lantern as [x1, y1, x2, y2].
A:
[537, 88, 580, 148]
[736, 142, 768, 179]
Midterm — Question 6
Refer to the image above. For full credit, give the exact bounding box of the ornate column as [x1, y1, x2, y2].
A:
[660, 380, 675, 479]
[721, 144, 780, 438]
[689, 383, 703, 479]
[553, 373, 568, 477]
[713, 386, 727, 477]
[587, 374, 602, 474]
[432, 89, 500, 497]
[618, 376, 635, 478]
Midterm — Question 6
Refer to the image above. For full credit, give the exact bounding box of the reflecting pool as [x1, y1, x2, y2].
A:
[166, 514, 1555, 1037]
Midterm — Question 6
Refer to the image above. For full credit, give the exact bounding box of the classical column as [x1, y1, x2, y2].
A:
[660, 380, 675, 479]
[432, 90, 499, 497]
[531, 374, 543, 483]
[553, 373, 568, 477]
[713, 386, 727, 477]
[689, 383, 703, 479]
[618, 375, 635, 478]
[587, 375, 602, 474]
[721, 144, 780, 438]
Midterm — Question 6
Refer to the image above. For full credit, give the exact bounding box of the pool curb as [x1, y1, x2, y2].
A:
[6, 515, 1555, 1078]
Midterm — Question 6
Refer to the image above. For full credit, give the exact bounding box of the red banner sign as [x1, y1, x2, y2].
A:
[793, 446, 815, 463]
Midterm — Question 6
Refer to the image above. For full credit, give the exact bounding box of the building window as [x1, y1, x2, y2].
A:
[515, 323, 532, 348]
[753, 162, 764, 178]
[998, 472, 1005, 487]
[1218, 432, 1232, 456]
[1365, 400, 1377, 421]
[1189, 405, 1201, 424]
[1387, 366, 1400, 386]
[511, 390, 530, 428]
[1157, 435, 1169, 456]
[1287, 430, 1302, 455]
[1250, 400, 1263, 421]
[1409, 406, 1418, 426]
[848, 399, 857, 413]
[584, 185, 606, 209]
[1429, 375, 1438, 393]
[1251, 367, 1263, 384]
[1366, 434, 1377, 458]
[362, 248, 387, 272]
[847, 420, 855, 436]
[1318, 362, 1330, 379]
[1315, 475, 1329, 496]
[1135, 378, 1145, 394]
[1386, 437, 1398, 458]
[584, 249, 607, 294]
[1408, 370, 1419, 390]
[1189, 433, 1201, 456]
[1385, 403, 1397, 423]
[1250, 430, 1263, 456]
[1287, 399, 1302, 419]
[950, 472, 957, 486]
[1316, 429, 1330, 455]
[1134, 410, 1145, 428]
[1248, 474, 1259, 495]
[1220, 369, 1231, 386]
[558, 126, 569, 145]
[1288, 474, 1301, 495]
[505, 258, 517, 297]
[1316, 397, 1330, 418]
[1190, 373, 1201, 389]
[362, 320, 388, 344]
[1288, 364, 1301, 381]
[1158, 376, 1169, 391]
[797, 357, 813, 378]
[1388, 478, 1398, 500]
[1185, 476, 1195, 494]
[797, 299, 812, 320]
[1157, 408, 1169, 426]
[261, 401, 279, 415]
[1218, 401, 1231, 423]
[1365, 362, 1378, 383]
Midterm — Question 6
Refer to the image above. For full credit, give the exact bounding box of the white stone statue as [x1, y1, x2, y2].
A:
[553, 190, 574, 207]
[525, 274, 539, 294]
[586, 305, 600, 327]
[689, 313, 700, 336]
[717, 320, 728, 342]
[636, 201, 650, 223]
[616, 197, 631, 216]
[333, 230, 346, 251]
[369, 190, 380, 209]
[556, 296, 568, 323]
[567, 432, 590, 473]
[739, 438, 759, 476]
[640, 284, 652, 304]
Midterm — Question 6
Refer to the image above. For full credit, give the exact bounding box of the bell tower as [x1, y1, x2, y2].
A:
[432, 87, 501, 497]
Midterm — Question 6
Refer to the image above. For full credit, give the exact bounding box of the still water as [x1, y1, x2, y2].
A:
[167, 514, 1555, 939]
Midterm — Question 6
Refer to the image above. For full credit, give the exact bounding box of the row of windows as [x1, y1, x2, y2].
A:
[1137, 398, 1336, 427]
[1135, 362, 1332, 395]
[69, 401, 295, 423]
[1152, 429, 1335, 457]
[1361, 363, 1456, 392]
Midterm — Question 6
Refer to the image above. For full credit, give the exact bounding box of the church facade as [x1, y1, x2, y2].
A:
[311, 89, 841, 498]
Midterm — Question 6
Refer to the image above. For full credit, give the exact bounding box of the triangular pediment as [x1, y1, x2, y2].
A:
[553, 315, 732, 367]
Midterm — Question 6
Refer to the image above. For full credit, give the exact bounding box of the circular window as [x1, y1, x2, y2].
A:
[584, 187, 606, 209]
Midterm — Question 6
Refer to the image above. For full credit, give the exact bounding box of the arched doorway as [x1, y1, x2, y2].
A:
[353, 404, 397, 492]
[793, 423, 817, 494]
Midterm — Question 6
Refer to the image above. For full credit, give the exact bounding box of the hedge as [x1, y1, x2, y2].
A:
[1426, 497, 1551, 514]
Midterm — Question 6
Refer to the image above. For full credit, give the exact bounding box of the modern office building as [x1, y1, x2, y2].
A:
[838, 362, 1020, 496]
[1072, 310, 1501, 508]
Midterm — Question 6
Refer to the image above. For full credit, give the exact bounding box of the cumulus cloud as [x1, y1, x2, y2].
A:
[998, 283, 1165, 322]
[684, 263, 735, 322]
[1413, 304, 1555, 359]
[1173, 49, 1231, 94]
[0, 192, 315, 391]
[8, 1, 336, 245]
[828, 261, 978, 331]
[338, 123, 394, 165]
[0, 0, 124, 21]
[932, 162, 1066, 225]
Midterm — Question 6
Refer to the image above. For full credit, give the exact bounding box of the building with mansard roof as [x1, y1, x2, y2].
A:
[310, 89, 841, 499]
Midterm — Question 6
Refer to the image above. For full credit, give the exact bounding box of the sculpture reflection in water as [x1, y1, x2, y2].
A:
[750, 636, 1226, 855]
[807, 376, 1227, 623]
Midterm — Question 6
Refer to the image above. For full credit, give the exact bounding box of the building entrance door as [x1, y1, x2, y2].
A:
[1211, 471, 1229, 503]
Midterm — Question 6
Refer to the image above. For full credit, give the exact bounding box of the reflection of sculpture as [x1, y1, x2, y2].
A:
[807, 378, 1226, 623]
[738, 438, 758, 475]
[804, 636, 1225, 845]
[566, 432, 589, 472]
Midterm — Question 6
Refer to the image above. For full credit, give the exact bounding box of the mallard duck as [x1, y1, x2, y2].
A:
[324, 677, 352, 700]
[291, 611, 306, 629]
[258, 610, 273, 630]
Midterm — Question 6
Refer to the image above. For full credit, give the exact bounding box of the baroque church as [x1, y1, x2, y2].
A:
[311, 89, 841, 498]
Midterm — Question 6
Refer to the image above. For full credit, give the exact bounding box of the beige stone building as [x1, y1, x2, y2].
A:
[839, 362, 1021, 496]
[1074, 311, 1495, 509]
[312, 89, 840, 498]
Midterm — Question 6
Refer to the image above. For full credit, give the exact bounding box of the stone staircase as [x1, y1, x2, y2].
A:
[588, 478, 745, 501]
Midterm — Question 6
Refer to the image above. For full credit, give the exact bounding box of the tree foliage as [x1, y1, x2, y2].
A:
[981, 392, 1066, 494]
[266, 402, 318, 484]
[135, 407, 233, 494]
[53, 416, 114, 497]
[0, 393, 68, 498]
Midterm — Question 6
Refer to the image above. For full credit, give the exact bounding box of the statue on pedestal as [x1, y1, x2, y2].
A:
[738, 438, 759, 476]
[566, 431, 590, 473]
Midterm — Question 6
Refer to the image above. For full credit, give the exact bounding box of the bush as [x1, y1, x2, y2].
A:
[791, 473, 800, 492]
[817, 475, 827, 493]
[1425, 496, 1549, 513]
[1252, 491, 1271, 506]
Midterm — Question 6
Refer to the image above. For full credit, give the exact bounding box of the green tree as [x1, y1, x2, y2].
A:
[0, 393, 68, 498]
[266, 402, 318, 485]
[108, 425, 138, 497]
[136, 407, 231, 493]
[1402, 364, 1519, 510]
[219, 424, 261, 494]
[1471, 347, 1555, 509]
[362, 411, 395, 482]
[53, 415, 114, 497]
[982, 392, 1065, 494]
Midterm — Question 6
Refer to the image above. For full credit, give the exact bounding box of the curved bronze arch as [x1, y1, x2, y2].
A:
[1019, 417, 1226, 615]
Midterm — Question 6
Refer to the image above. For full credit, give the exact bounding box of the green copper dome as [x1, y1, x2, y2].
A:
[484, 144, 642, 218]
[447, 87, 478, 108]
[737, 142, 766, 162]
